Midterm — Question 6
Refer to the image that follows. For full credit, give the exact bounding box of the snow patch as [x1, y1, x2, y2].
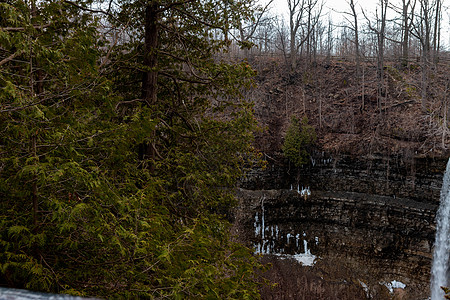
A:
[274, 252, 317, 266]
[292, 253, 316, 266]
[381, 280, 406, 294]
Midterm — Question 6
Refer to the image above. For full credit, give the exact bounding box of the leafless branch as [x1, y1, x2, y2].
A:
[0, 50, 23, 67]
[1, 24, 51, 32]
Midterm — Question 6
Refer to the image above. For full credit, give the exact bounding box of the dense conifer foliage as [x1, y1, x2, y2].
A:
[282, 116, 316, 167]
[0, 0, 263, 297]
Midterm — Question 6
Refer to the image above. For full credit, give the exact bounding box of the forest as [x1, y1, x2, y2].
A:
[236, 0, 449, 158]
[0, 0, 449, 298]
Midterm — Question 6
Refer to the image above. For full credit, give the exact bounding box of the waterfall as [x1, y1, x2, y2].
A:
[430, 159, 450, 300]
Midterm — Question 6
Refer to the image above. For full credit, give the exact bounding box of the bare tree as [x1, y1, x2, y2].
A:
[363, 0, 389, 112]
[304, 0, 324, 65]
[287, 0, 323, 70]
[312, 18, 326, 62]
[402, 0, 416, 67]
[401, 0, 416, 68]
[275, 17, 291, 68]
[254, 12, 277, 54]
[432, 0, 442, 63]
[238, 0, 274, 59]
[341, 0, 361, 82]
[325, 17, 334, 64]
[350, 0, 360, 79]
[410, 0, 433, 109]
[288, 0, 306, 69]
[389, 0, 416, 67]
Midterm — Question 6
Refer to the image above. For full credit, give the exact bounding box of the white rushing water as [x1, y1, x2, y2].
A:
[430, 158, 450, 300]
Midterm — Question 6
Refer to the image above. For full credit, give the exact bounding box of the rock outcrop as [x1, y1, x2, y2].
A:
[235, 152, 445, 299]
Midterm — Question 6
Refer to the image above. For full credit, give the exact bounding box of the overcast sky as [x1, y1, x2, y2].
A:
[267, 0, 377, 21]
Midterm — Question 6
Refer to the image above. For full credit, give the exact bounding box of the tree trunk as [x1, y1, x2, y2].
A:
[349, 0, 360, 83]
[420, 0, 431, 110]
[239, 25, 250, 59]
[31, 135, 38, 229]
[141, 2, 159, 170]
[432, 0, 441, 64]
[142, 2, 158, 106]
[376, 0, 388, 113]
[401, 0, 413, 68]
[290, 22, 297, 70]
[362, 63, 365, 111]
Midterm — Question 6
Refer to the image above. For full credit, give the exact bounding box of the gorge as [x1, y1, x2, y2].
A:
[235, 151, 447, 299]
[2, 0, 450, 298]
[228, 53, 450, 299]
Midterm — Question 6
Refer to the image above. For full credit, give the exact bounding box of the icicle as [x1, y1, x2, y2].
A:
[254, 212, 259, 237]
[261, 195, 265, 240]
[303, 240, 310, 255]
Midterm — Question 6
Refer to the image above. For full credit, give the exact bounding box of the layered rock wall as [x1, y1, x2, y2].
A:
[242, 152, 446, 205]
[236, 153, 445, 299]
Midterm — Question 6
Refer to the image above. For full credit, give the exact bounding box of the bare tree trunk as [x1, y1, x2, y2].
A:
[288, 0, 304, 70]
[326, 18, 332, 65]
[375, 0, 388, 113]
[239, 25, 250, 59]
[401, 0, 415, 68]
[432, 0, 441, 64]
[290, 24, 297, 69]
[442, 80, 448, 148]
[318, 86, 323, 128]
[420, 0, 431, 110]
[306, 0, 312, 65]
[277, 21, 291, 69]
[421, 53, 429, 110]
[362, 63, 365, 111]
[349, 0, 360, 81]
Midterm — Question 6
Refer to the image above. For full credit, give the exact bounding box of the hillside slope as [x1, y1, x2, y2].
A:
[247, 56, 450, 158]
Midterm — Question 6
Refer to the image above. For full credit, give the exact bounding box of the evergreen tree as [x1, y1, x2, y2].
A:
[1, 0, 263, 298]
[282, 116, 316, 168]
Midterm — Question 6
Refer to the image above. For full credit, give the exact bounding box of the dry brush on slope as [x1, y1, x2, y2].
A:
[246, 54, 450, 158]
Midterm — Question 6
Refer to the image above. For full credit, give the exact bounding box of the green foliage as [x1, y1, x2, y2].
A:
[443, 286, 450, 299]
[0, 0, 263, 298]
[282, 116, 316, 167]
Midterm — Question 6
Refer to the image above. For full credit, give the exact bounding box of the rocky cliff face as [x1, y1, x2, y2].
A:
[235, 152, 446, 299]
